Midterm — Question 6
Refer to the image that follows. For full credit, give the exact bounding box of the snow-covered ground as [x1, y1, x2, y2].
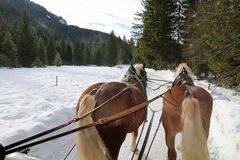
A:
[0, 66, 239, 160]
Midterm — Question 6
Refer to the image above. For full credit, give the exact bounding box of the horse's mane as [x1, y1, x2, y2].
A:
[134, 64, 144, 76]
[174, 63, 193, 79]
[122, 64, 144, 83]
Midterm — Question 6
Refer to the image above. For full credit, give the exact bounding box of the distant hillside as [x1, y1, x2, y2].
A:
[0, 0, 134, 68]
[0, 0, 109, 41]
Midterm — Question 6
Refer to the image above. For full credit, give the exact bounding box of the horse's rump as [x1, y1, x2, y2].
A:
[162, 84, 213, 160]
[92, 82, 147, 124]
[163, 84, 213, 133]
[77, 82, 147, 159]
[76, 82, 105, 115]
[181, 95, 209, 160]
[76, 94, 111, 160]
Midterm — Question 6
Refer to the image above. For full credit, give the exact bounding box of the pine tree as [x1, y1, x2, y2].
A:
[105, 30, 118, 66]
[117, 37, 132, 64]
[32, 57, 42, 67]
[91, 35, 102, 65]
[47, 36, 57, 65]
[1, 31, 18, 67]
[54, 52, 63, 66]
[174, 0, 192, 45]
[185, 0, 240, 87]
[127, 38, 135, 62]
[65, 42, 73, 65]
[0, 23, 8, 66]
[117, 43, 129, 64]
[39, 37, 48, 66]
[18, 11, 35, 67]
[59, 40, 66, 64]
[133, 0, 181, 69]
[73, 39, 84, 65]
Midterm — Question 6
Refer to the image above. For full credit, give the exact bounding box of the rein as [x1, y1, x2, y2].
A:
[3, 68, 148, 157]
[147, 78, 172, 91]
[3, 90, 168, 156]
[3, 85, 130, 153]
[137, 110, 156, 160]
[144, 114, 163, 160]
[130, 121, 146, 160]
[147, 77, 172, 83]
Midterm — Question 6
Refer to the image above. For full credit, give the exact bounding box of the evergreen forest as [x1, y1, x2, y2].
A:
[133, 0, 240, 88]
[0, 0, 134, 68]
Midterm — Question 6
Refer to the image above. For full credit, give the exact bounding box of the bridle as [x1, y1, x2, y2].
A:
[123, 66, 147, 97]
[172, 67, 194, 88]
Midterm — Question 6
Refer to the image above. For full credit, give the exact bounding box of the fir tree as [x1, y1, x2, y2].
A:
[1, 31, 18, 67]
[65, 42, 73, 65]
[83, 45, 91, 65]
[73, 40, 84, 65]
[32, 57, 42, 67]
[133, 0, 182, 69]
[47, 36, 57, 65]
[59, 40, 66, 64]
[38, 37, 48, 66]
[18, 11, 35, 67]
[91, 35, 102, 65]
[185, 0, 240, 87]
[105, 30, 118, 66]
[54, 52, 63, 66]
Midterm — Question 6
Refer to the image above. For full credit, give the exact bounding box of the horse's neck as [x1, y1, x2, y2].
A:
[129, 80, 147, 99]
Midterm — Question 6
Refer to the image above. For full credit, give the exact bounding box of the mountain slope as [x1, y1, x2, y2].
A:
[0, 0, 109, 41]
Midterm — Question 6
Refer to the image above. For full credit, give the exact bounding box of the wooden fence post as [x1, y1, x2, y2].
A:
[208, 83, 211, 90]
[56, 76, 58, 86]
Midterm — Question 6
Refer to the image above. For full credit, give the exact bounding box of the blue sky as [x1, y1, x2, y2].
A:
[31, 0, 142, 39]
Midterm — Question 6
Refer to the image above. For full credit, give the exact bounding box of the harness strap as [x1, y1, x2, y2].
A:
[147, 78, 172, 83]
[4, 118, 78, 150]
[4, 85, 130, 152]
[144, 113, 163, 160]
[137, 111, 156, 160]
[130, 121, 146, 160]
[0, 143, 5, 160]
[4, 90, 167, 156]
[63, 143, 76, 160]
[5, 121, 100, 155]
[133, 74, 147, 98]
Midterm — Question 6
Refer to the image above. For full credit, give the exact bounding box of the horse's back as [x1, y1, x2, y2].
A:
[92, 82, 147, 128]
[163, 84, 212, 108]
[192, 86, 213, 107]
[89, 82, 146, 159]
[76, 82, 105, 114]
[192, 86, 213, 137]
[162, 85, 213, 133]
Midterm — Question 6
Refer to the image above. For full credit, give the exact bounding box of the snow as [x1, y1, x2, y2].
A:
[0, 65, 239, 160]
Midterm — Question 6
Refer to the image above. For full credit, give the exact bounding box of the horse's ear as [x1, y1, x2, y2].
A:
[173, 60, 181, 71]
[182, 67, 188, 75]
[142, 62, 145, 70]
[130, 64, 136, 72]
[173, 61, 179, 68]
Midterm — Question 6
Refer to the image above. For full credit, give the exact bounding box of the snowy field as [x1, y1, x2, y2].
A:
[0, 65, 239, 160]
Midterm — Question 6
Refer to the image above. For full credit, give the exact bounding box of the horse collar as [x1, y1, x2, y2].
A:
[172, 72, 194, 88]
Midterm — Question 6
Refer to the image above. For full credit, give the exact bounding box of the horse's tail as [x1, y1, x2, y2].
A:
[181, 95, 209, 160]
[76, 95, 111, 160]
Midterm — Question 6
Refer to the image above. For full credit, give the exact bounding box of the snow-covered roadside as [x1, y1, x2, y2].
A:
[0, 66, 239, 160]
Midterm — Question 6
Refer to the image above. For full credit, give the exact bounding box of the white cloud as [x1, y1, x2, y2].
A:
[31, 0, 142, 39]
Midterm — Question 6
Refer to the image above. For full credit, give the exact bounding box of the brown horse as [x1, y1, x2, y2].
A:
[76, 64, 148, 160]
[162, 63, 213, 160]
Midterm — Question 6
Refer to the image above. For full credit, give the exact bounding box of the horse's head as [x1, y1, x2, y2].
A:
[122, 63, 147, 92]
[172, 63, 194, 87]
